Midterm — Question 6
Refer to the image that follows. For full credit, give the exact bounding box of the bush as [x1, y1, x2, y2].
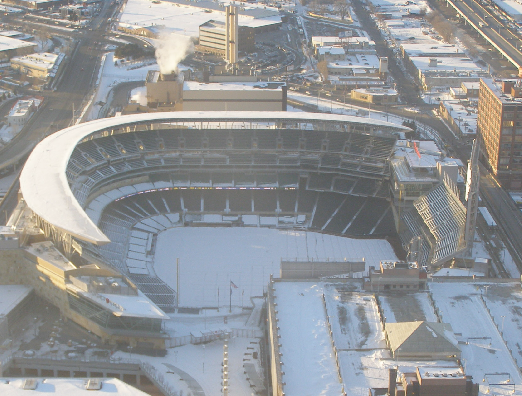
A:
[114, 44, 155, 60]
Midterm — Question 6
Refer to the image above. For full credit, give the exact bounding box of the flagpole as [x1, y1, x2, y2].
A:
[229, 280, 232, 313]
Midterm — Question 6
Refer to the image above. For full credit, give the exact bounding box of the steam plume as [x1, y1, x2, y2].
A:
[155, 33, 193, 75]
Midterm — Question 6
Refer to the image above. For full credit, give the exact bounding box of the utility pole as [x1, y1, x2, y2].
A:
[176, 258, 180, 307]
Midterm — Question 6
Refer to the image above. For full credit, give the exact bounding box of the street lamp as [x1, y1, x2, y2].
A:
[501, 315, 505, 333]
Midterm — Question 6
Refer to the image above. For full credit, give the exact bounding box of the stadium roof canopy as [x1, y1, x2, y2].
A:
[20, 111, 410, 245]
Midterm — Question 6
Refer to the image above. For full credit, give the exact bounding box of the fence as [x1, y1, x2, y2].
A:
[140, 361, 179, 396]
[166, 328, 263, 348]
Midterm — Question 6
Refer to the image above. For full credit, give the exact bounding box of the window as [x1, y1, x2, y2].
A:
[504, 111, 515, 119]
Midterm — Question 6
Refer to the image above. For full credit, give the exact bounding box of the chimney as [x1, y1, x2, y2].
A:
[160, 72, 177, 81]
[389, 368, 398, 396]
[429, 58, 437, 67]
[502, 80, 515, 94]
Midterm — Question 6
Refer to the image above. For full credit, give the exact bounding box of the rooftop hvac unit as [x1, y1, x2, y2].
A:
[21, 379, 38, 390]
[85, 379, 102, 390]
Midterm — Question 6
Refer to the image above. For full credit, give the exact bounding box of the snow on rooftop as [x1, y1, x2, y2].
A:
[395, 139, 443, 155]
[481, 78, 522, 104]
[0, 377, 149, 395]
[429, 282, 522, 384]
[317, 46, 346, 55]
[441, 100, 477, 137]
[70, 286, 168, 319]
[273, 282, 344, 396]
[20, 111, 408, 245]
[0, 35, 35, 52]
[379, 292, 438, 324]
[410, 56, 483, 73]
[417, 366, 465, 378]
[312, 36, 374, 48]
[399, 42, 463, 57]
[462, 81, 480, 90]
[25, 241, 77, 272]
[0, 31, 30, 39]
[8, 97, 41, 118]
[11, 52, 62, 73]
[478, 207, 497, 228]
[324, 285, 384, 349]
[119, 0, 281, 38]
[478, 283, 522, 368]
[0, 285, 33, 317]
[431, 268, 486, 277]
[271, 280, 513, 395]
[492, 0, 522, 18]
[0, 6, 23, 13]
[327, 53, 380, 70]
[405, 150, 438, 169]
[183, 81, 284, 91]
[352, 87, 398, 95]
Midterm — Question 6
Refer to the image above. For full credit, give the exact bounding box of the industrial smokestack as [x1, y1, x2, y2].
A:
[160, 72, 178, 81]
[225, 5, 238, 64]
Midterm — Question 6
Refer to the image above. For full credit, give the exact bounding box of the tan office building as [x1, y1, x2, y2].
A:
[477, 79, 522, 190]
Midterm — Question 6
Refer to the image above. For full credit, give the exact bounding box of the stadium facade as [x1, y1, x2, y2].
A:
[12, 111, 410, 350]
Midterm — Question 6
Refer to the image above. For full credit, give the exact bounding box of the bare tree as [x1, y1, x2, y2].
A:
[309, 0, 320, 14]
[334, 0, 350, 20]
[460, 34, 479, 57]
[426, 10, 455, 43]
[35, 28, 51, 52]
[317, 60, 329, 80]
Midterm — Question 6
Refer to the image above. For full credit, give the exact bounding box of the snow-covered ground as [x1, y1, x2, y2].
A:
[85, 52, 159, 121]
[0, 124, 15, 145]
[118, 0, 281, 38]
[153, 227, 398, 307]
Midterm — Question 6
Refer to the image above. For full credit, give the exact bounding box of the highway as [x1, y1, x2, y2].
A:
[446, 0, 522, 69]
[0, 0, 119, 170]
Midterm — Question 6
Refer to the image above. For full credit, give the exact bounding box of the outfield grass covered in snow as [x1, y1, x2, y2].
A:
[152, 227, 398, 307]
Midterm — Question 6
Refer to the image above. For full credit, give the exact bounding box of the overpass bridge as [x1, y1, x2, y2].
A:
[445, 0, 522, 71]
